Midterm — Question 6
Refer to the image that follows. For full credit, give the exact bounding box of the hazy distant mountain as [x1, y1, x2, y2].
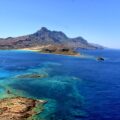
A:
[0, 27, 103, 49]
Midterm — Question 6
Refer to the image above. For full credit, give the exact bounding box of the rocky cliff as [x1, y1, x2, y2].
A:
[0, 27, 103, 49]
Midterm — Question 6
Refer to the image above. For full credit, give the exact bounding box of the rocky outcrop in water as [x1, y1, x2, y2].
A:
[97, 57, 104, 61]
[0, 97, 46, 120]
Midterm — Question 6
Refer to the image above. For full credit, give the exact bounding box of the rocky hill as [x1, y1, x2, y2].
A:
[0, 27, 103, 49]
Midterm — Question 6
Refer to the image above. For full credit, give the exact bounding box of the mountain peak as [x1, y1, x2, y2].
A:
[36, 27, 49, 34]
[40, 27, 49, 32]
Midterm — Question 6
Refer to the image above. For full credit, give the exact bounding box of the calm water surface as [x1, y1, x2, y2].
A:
[0, 49, 120, 120]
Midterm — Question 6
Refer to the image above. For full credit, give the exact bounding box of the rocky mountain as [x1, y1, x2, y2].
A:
[0, 27, 103, 49]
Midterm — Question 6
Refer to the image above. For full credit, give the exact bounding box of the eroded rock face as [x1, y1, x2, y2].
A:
[0, 97, 46, 120]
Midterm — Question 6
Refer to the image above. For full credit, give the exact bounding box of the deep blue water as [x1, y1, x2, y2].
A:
[0, 49, 120, 120]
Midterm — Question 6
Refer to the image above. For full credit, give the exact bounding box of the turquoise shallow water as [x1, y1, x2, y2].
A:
[0, 49, 120, 120]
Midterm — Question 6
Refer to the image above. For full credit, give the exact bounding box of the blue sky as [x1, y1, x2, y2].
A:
[0, 0, 120, 48]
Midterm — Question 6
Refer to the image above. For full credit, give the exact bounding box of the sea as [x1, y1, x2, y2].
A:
[0, 49, 120, 120]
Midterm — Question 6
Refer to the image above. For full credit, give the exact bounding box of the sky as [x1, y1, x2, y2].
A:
[0, 0, 120, 48]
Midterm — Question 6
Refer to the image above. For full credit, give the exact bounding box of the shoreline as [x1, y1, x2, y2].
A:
[0, 48, 96, 59]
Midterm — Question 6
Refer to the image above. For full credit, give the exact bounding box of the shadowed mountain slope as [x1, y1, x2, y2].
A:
[0, 27, 103, 49]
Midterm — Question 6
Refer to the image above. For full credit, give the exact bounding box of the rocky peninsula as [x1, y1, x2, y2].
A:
[21, 45, 80, 56]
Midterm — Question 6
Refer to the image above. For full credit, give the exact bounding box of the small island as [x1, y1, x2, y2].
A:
[97, 57, 105, 61]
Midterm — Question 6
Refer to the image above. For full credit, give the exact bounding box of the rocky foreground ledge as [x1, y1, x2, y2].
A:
[0, 97, 46, 120]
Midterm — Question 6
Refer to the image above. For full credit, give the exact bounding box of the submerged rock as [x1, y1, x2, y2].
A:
[16, 73, 48, 79]
[71, 109, 88, 118]
[9, 76, 85, 120]
[0, 97, 46, 120]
